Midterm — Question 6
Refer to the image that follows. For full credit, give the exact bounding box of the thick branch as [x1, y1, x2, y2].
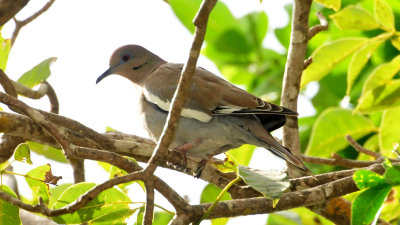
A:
[0, 0, 29, 26]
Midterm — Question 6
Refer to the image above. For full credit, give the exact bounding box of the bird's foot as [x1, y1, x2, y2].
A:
[175, 143, 193, 166]
[194, 159, 207, 178]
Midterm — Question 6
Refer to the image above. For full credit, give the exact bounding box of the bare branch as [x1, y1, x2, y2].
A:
[11, 0, 56, 45]
[144, 181, 155, 225]
[145, 0, 218, 174]
[346, 135, 381, 159]
[308, 12, 328, 41]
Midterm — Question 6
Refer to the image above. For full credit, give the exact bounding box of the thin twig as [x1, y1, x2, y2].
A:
[345, 135, 381, 159]
[11, 0, 56, 45]
[308, 12, 328, 41]
[144, 0, 218, 174]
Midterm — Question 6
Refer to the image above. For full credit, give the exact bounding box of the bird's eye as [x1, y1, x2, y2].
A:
[122, 54, 130, 62]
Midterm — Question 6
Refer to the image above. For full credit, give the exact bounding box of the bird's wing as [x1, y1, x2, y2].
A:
[143, 63, 297, 122]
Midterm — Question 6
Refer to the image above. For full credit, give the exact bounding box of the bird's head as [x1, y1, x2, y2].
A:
[96, 45, 165, 85]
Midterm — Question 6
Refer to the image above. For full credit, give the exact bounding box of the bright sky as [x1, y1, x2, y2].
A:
[1, 0, 310, 224]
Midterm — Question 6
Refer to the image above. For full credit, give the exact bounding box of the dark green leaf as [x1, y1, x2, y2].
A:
[239, 11, 268, 48]
[379, 107, 400, 156]
[306, 108, 376, 157]
[14, 143, 32, 165]
[238, 165, 289, 199]
[330, 5, 379, 30]
[353, 170, 385, 189]
[0, 185, 21, 225]
[214, 29, 252, 54]
[384, 165, 400, 185]
[351, 184, 391, 225]
[53, 182, 131, 224]
[18, 57, 57, 88]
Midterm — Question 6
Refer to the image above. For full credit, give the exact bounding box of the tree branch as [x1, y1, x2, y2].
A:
[0, 0, 29, 26]
[145, 0, 218, 174]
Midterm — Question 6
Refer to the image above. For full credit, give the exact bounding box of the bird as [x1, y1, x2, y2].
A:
[96, 44, 311, 176]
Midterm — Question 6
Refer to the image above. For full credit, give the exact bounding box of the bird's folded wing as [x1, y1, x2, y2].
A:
[143, 63, 297, 122]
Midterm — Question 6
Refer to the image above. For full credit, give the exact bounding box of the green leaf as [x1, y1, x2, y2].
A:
[381, 186, 400, 222]
[306, 108, 376, 157]
[0, 35, 11, 71]
[134, 206, 145, 225]
[315, 0, 341, 11]
[301, 38, 368, 88]
[379, 107, 400, 157]
[239, 11, 268, 48]
[374, 0, 395, 32]
[48, 183, 73, 209]
[91, 208, 133, 225]
[25, 164, 51, 203]
[152, 212, 174, 225]
[355, 79, 400, 113]
[238, 165, 289, 199]
[353, 170, 385, 189]
[384, 165, 400, 185]
[292, 208, 334, 225]
[18, 57, 57, 88]
[347, 39, 384, 95]
[53, 182, 131, 224]
[330, 5, 379, 30]
[351, 184, 391, 225]
[14, 143, 32, 165]
[212, 153, 238, 173]
[26, 141, 68, 163]
[214, 29, 252, 54]
[362, 54, 400, 96]
[228, 144, 255, 166]
[274, 5, 292, 50]
[200, 184, 231, 225]
[267, 212, 300, 225]
[169, 0, 238, 43]
[0, 185, 21, 225]
[391, 35, 400, 51]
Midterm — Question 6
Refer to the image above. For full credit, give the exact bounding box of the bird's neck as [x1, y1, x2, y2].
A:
[127, 57, 167, 86]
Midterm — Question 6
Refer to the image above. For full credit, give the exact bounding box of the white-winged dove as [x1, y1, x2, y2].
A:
[96, 45, 310, 175]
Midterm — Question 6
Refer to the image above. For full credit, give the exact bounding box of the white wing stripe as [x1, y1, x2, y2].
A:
[143, 87, 211, 122]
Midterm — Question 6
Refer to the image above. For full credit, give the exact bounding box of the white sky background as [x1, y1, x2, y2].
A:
[1, 0, 317, 224]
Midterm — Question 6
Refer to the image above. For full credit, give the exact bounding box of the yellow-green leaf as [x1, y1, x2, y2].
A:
[301, 38, 368, 88]
[391, 35, 400, 51]
[25, 164, 51, 203]
[0, 36, 11, 71]
[306, 108, 376, 157]
[0, 185, 21, 225]
[14, 143, 32, 165]
[18, 57, 57, 88]
[379, 107, 400, 157]
[356, 79, 400, 113]
[374, 0, 395, 32]
[330, 5, 379, 30]
[347, 39, 384, 95]
[228, 144, 255, 166]
[362, 54, 400, 96]
[315, 0, 341, 11]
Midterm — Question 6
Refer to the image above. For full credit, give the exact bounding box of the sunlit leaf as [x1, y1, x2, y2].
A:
[14, 143, 32, 165]
[0, 34, 11, 71]
[134, 206, 145, 225]
[347, 39, 384, 95]
[351, 184, 391, 225]
[301, 38, 368, 88]
[152, 212, 174, 225]
[315, 0, 341, 11]
[384, 165, 400, 185]
[267, 212, 300, 225]
[200, 184, 232, 204]
[17, 57, 57, 88]
[362, 54, 400, 96]
[238, 165, 289, 199]
[306, 108, 376, 157]
[353, 170, 385, 189]
[25, 164, 52, 203]
[53, 182, 131, 224]
[292, 208, 333, 225]
[48, 183, 73, 209]
[379, 107, 400, 157]
[330, 5, 379, 30]
[356, 79, 400, 113]
[26, 141, 68, 163]
[212, 153, 238, 173]
[374, 0, 395, 32]
[381, 186, 400, 222]
[228, 144, 255, 166]
[391, 35, 400, 51]
[0, 185, 21, 225]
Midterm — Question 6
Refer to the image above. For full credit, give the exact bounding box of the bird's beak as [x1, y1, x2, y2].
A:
[96, 63, 121, 84]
